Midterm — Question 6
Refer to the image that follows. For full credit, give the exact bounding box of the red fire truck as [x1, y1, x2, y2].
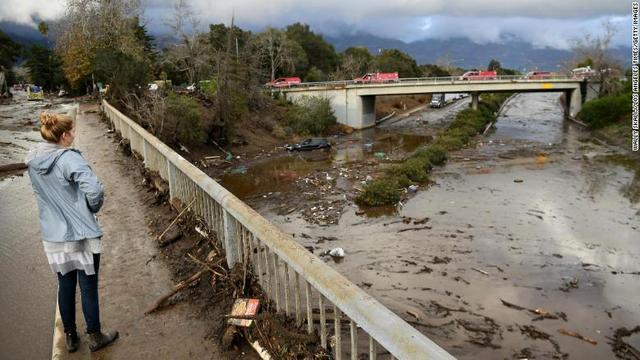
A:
[353, 72, 399, 84]
[265, 77, 301, 88]
[459, 71, 497, 80]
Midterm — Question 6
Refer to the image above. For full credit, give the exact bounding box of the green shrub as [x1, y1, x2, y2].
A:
[436, 134, 466, 150]
[445, 126, 477, 143]
[357, 93, 511, 208]
[166, 92, 204, 144]
[390, 174, 414, 188]
[386, 158, 430, 182]
[579, 93, 631, 129]
[200, 79, 217, 99]
[356, 177, 401, 206]
[287, 96, 337, 135]
[271, 124, 287, 139]
[450, 109, 487, 132]
[412, 145, 447, 165]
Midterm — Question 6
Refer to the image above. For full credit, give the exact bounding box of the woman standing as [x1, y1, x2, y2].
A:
[25, 112, 118, 353]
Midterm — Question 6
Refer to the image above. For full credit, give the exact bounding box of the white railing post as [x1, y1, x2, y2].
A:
[167, 159, 175, 200]
[223, 210, 240, 267]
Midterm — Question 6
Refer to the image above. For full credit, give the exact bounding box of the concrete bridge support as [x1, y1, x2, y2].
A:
[471, 92, 479, 110]
[286, 90, 377, 129]
[565, 88, 583, 119]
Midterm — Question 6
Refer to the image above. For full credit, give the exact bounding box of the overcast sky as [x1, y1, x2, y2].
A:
[0, 0, 633, 49]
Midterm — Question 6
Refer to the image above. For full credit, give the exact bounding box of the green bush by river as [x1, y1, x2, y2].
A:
[356, 93, 511, 207]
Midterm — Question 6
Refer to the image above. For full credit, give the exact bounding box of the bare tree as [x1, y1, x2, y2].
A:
[571, 20, 624, 96]
[254, 27, 296, 81]
[163, 0, 212, 84]
[330, 54, 369, 80]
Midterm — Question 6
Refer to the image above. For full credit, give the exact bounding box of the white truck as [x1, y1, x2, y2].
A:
[430, 93, 462, 108]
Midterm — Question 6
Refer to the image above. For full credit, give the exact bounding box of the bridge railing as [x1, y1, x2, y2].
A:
[101, 100, 455, 360]
[272, 74, 579, 90]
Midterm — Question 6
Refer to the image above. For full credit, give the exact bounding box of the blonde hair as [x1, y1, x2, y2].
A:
[40, 112, 74, 143]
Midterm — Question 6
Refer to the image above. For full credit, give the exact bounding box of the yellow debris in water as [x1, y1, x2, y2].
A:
[536, 155, 548, 164]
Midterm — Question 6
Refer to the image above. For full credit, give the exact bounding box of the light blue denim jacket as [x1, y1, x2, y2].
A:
[26, 142, 104, 242]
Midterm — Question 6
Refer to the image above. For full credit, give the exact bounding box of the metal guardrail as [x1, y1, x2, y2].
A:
[101, 100, 456, 360]
[271, 75, 583, 90]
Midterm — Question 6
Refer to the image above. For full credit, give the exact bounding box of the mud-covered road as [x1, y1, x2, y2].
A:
[220, 92, 640, 359]
[0, 94, 227, 359]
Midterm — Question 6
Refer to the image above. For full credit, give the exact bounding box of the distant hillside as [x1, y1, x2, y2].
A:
[0, 22, 46, 47]
[2, 20, 629, 72]
[325, 33, 631, 71]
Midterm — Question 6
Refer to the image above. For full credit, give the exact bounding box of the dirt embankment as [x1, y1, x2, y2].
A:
[123, 92, 429, 169]
[375, 95, 430, 119]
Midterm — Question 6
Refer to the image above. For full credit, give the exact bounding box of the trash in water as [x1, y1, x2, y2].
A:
[514, 179, 524, 183]
[230, 165, 248, 175]
[536, 155, 548, 164]
[329, 247, 345, 258]
[365, 175, 373, 183]
[408, 185, 418, 193]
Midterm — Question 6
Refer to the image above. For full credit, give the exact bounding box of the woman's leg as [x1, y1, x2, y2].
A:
[78, 254, 101, 333]
[56, 270, 78, 334]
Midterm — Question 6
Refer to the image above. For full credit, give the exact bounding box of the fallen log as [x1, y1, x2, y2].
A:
[500, 299, 567, 321]
[558, 328, 597, 345]
[0, 162, 27, 173]
[144, 270, 205, 315]
[397, 226, 432, 233]
[471, 267, 489, 276]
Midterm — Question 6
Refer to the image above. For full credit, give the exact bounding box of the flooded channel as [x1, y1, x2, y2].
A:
[0, 93, 73, 359]
[221, 92, 640, 359]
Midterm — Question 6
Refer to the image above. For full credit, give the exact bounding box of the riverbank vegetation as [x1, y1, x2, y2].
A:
[356, 93, 511, 207]
[577, 77, 631, 148]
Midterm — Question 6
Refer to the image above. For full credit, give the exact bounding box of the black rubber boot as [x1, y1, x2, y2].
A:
[65, 331, 79, 353]
[88, 330, 119, 352]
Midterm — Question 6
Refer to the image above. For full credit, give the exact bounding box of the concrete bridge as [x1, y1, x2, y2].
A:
[278, 76, 588, 129]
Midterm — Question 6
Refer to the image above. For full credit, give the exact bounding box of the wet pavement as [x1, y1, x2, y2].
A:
[221, 92, 640, 359]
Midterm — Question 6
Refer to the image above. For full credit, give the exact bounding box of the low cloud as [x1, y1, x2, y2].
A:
[1, 0, 631, 49]
[0, 0, 64, 26]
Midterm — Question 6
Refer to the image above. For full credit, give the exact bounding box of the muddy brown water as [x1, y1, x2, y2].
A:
[218, 132, 434, 200]
[0, 92, 70, 359]
[222, 92, 640, 359]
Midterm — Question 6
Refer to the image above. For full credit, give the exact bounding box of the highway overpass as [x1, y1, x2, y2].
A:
[277, 76, 588, 129]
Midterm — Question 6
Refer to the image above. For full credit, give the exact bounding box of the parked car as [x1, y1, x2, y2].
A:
[459, 71, 497, 80]
[285, 138, 331, 151]
[525, 71, 553, 80]
[265, 77, 302, 88]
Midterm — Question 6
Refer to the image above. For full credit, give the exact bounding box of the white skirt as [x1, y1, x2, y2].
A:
[42, 238, 102, 275]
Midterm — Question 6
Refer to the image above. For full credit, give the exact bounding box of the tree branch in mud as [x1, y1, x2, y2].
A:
[144, 270, 205, 315]
[608, 326, 640, 360]
[156, 198, 195, 243]
[500, 299, 567, 321]
[557, 328, 597, 345]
